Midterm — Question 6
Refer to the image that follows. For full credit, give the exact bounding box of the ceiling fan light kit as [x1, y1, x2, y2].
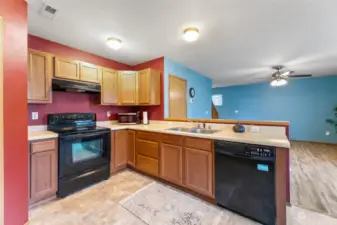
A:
[271, 78, 288, 87]
[269, 65, 312, 87]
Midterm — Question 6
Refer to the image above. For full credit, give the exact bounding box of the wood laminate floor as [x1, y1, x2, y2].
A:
[29, 169, 337, 225]
[290, 141, 337, 218]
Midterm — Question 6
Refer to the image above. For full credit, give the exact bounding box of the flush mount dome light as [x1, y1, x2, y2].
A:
[270, 78, 288, 87]
[107, 37, 122, 50]
[183, 27, 199, 42]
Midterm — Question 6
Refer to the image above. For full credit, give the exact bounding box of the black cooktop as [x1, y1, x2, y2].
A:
[47, 113, 110, 135]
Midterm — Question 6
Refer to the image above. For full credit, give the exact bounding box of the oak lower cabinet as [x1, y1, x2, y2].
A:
[29, 139, 58, 205]
[28, 49, 53, 103]
[135, 132, 160, 176]
[113, 130, 128, 172]
[127, 130, 136, 167]
[184, 147, 213, 197]
[160, 143, 183, 185]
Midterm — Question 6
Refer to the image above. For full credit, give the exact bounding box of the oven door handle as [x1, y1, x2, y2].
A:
[60, 131, 107, 140]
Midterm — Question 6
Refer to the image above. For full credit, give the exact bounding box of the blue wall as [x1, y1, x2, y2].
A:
[213, 75, 337, 143]
[164, 58, 212, 118]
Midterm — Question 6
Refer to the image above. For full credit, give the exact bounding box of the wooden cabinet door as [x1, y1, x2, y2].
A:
[101, 68, 118, 105]
[127, 130, 135, 167]
[114, 130, 128, 170]
[28, 49, 52, 103]
[54, 57, 80, 80]
[138, 69, 150, 104]
[118, 71, 137, 105]
[160, 143, 183, 185]
[80, 62, 101, 83]
[30, 150, 57, 204]
[184, 147, 213, 197]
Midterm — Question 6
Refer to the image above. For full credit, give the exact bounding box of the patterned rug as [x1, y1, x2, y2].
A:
[120, 182, 259, 225]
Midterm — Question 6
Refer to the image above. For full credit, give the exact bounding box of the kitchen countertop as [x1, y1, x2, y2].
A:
[100, 122, 290, 148]
[28, 122, 290, 148]
[28, 130, 58, 141]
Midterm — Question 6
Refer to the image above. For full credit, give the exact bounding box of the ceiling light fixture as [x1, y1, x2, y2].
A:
[107, 37, 122, 50]
[270, 78, 288, 87]
[183, 27, 199, 42]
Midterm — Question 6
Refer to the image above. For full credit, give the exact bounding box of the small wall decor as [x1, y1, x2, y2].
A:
[189, 87, 195, 98]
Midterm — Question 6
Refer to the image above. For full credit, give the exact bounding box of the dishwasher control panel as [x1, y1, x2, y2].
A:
[245, 147, 274, 157]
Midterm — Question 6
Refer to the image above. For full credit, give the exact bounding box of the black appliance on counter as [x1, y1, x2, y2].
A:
[214, 141, 276, 225]
[48, 113, 111, 197]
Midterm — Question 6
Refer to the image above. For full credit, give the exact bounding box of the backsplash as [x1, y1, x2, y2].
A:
[28, 91, 137, 125]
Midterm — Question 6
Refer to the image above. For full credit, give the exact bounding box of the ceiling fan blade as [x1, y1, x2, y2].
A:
[288, 74, 312, 78]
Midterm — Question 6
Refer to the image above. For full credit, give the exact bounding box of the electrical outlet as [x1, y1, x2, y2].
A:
[205, 110, 209, 115]
[235, 110, 239, 114]
[251, 126, 260, 133]
[107, 111, 111, 118]
[326, 131, 331, 136]
[32, 112, 38, 120]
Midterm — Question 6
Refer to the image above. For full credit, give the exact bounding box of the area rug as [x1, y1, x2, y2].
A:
[120, 182, 259, 225]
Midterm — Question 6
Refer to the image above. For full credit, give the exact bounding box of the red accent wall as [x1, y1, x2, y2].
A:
[29, 92, 136, 125]
[132, 57, 164, 120]
[1, 1, 29, 224]
[28, 35, 138, 125]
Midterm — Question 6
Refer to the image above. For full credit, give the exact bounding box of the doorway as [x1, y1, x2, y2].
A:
[169, 74, 187, 118]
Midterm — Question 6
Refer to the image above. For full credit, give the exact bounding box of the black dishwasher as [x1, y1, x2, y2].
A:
[214, 141, 276, 225]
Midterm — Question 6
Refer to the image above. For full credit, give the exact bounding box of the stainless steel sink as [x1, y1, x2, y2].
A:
[167, 127, 219, 134]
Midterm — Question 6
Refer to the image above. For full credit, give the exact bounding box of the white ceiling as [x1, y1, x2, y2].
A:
[28, 0, 337, 86]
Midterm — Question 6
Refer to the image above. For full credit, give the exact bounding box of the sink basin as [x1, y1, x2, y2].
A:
[167, 127, 219, 134]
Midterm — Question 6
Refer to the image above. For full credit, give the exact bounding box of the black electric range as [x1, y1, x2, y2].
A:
[48, 113, 111, 197]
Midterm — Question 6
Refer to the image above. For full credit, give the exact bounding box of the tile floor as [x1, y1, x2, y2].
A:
[28, 170, 337, 225]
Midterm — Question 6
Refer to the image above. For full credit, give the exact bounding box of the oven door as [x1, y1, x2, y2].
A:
[59, 131, 110, 178]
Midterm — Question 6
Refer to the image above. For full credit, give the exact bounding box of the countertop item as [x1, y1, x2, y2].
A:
[29, 121, 290, 148]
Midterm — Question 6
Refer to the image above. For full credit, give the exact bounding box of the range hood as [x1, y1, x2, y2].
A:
[52, 78, 101, 93]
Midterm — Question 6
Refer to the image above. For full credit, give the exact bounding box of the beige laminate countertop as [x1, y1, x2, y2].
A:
[101, 123, 290, 148]
[28, 122, 290, 148]
[28, 130, 58, 141]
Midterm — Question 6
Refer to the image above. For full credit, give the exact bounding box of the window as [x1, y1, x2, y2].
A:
[212, 94, 222, 106]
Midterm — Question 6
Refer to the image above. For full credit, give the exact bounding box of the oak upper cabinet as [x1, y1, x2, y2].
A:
[80, 62, 101, 83]
[160, 143, 183, 185]
[138, 69, 160, 105]
[184, 147, 213, 197]
[101, 68, 118, 105]
[114, 130, 128, 171]
[29, 139, 58, 205]
[127, 130, 136, 167]
[54, 57, 80, 80]
[28, 49, 53, 103]
[118, 71, 138, 105]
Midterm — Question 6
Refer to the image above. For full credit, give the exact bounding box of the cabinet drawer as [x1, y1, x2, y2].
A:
[136, 139, 159, 159]
[137, 131, 160, 142]
[161, 134, 183, 145]
[184, 137, 212, 152]
[31, 139, 57, 154]
[136, 154, 159, 176]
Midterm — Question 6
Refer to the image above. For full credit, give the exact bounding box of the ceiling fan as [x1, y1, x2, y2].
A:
[270, 66, 312, 86]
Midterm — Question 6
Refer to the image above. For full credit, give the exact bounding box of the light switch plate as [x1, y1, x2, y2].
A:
[326, 131, 331, 136]
[107, 111, 111, 118]
[32, 112, 38, 120]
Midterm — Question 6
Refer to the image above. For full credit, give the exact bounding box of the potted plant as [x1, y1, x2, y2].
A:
[326, 106, 337, 133]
